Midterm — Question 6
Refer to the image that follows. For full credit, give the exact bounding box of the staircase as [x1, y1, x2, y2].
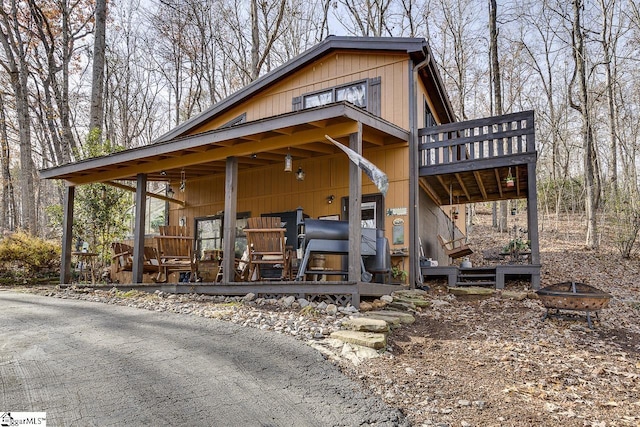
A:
[456, 267, 497, 287]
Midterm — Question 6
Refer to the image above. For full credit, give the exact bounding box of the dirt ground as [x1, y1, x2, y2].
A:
[343, 208, 640, 426]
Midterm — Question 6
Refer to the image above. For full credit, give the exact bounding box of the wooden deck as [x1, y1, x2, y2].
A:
[418, 110, 536, 205]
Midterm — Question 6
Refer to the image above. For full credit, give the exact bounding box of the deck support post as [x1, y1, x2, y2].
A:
[348, 124, 363, 283]
[222, 157, 238, 282]
[60, 184, 75, 284]
[132, 173, 147, 283]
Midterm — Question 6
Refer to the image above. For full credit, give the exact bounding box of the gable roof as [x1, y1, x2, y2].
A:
[156, 36, 455, 143]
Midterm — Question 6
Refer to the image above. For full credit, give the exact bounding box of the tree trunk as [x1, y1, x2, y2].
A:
[89, 0, 107, 135]
[489, 0, 508, 232]
[570, 0, 598, 249]
[0, 93, 17, 231]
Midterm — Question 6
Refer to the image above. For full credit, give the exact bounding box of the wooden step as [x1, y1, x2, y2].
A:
[458, 273, 496, 279]
[455, 281, 496, 287]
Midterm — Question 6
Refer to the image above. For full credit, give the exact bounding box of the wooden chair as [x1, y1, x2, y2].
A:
[110, 243, 161, 275]
[154, 234, 195, 282]
[437, 235, 473, 259]
[244, 217, 290, 281]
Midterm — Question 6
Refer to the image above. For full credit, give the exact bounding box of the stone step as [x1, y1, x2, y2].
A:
[362, 310, 416, 325]
[342, 317, 389, 333]
[329, 330, 387, 349]
[448, 286, 495, 296]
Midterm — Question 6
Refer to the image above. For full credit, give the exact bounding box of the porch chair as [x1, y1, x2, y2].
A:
[154, 232, 196, 282]
[437, 235, 473, 260]
[244, 217, 290, 281]
[110, 242, 161, 275]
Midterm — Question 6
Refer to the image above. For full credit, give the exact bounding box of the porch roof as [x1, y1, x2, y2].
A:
[39, 102, 409, 186]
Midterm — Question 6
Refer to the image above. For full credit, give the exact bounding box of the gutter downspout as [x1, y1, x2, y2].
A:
[408, 54, 430, 288]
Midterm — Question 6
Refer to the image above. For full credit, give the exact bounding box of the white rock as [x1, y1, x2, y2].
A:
[243, 293, 256, 301]
[282, 295, 296, 307]
[297, 298, 309, 308]
[326, 304, 338, 315]
[380, 295, 393, 303]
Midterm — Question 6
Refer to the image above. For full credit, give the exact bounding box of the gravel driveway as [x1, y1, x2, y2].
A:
[0, 290, 407, 426]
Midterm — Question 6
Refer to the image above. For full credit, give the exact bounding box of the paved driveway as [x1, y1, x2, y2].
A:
[0, 290, 407, 426]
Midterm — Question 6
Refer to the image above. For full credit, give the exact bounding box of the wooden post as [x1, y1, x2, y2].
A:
[60, 184, 75, 284]
[222, 157, 238, 282]
[527, 160, 540, 265]
[132, 173, 147, 283]
[348, 123, 363, 282]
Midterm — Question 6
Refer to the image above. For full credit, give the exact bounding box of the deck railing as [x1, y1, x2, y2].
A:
[418, 110, 535, 168]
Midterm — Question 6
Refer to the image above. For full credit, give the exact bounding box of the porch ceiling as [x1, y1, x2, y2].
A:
[39, 102, 409, 186]
[419, 160, 532, 206]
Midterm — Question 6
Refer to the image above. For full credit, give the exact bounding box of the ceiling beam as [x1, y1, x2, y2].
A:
[105, 181, 186, 206]
[454, 173, 470, 202]
[473, 170, 488, 200]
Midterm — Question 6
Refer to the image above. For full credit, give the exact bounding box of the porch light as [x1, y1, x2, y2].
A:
[296, 166, 305, 181]
[327, 195, 335, 204]
[180, 169, 186, 192]
[284, 153, 292, 172]
[167, 186, 175, 198]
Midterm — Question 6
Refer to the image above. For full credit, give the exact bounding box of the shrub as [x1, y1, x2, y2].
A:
[0, 232, 61, 273]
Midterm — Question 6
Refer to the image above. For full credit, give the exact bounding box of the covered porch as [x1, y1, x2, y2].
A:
[41, 103, 413, 308]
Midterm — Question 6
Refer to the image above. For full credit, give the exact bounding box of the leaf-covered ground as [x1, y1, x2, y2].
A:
[344, 208, 640, 426]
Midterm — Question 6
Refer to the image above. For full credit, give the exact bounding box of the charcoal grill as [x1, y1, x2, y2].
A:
[537, 281, 611, 329]
[295, 219, 388, 282]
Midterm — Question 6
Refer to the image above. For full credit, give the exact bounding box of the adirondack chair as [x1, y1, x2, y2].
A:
[110, 243, 161, 275]
[154, 229, 195, 282]
[437, 235, 473, 260]
[244, 217, 290, 281]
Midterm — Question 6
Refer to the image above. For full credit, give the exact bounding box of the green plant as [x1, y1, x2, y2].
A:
[502, 237, 530, 254]
[391, 265, 408, 281]
[0, 232, 61, 273]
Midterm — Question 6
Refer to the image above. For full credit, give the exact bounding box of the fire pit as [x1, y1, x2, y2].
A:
[536, 282, 612, 329]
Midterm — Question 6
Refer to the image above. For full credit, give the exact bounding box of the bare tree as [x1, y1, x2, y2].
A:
[89, 0, 107, 135]
[569, 0, 600, 249]
[0, 90, 17, 231]
[0, 0, 37, 232]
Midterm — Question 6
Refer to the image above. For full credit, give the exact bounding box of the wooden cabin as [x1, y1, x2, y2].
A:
[40, 36, 540, 307]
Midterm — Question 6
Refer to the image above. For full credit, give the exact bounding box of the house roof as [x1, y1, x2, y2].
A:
[39, 36, 454, 186]
[156, 36, 455, 143]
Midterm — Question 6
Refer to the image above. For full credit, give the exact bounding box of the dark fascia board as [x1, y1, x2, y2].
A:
[155, 36, 431, 143]
[39, 102, 408, 180]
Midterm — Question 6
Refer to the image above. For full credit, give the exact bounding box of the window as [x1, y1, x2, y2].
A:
[303, 90, 333, 108]
[218, 113, 247, 129]
[361, 201, 377, 229]
[302, 81, 368, 110]
[336, 82, 367, 108]
[424, 98, 435, 127]
[194, 212, 250, 260]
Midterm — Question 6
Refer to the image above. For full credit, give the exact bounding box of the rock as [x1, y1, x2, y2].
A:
[405, 367, 416, 375]
[297, 298, 309, 308]
[392, 289, 429, 298]
[340, 342, 380, 365]
[372, 299, 387, 310]
[394, 296, 431, 307]
[342, 317, 389, 333]
[380, 295, 393, 303]
[243, 293, 256, 302]
[363, 310, 416, 324]
[316, 301, 328, 310]
[500, 290, 528, 301]
[330, 330, 387, 349]
[458, 399, 471, 407]
[325, 304, 338, 315]
[448, 286, 494, 296]
[359, 301, 374, 311]
[282, 295, 296, 307]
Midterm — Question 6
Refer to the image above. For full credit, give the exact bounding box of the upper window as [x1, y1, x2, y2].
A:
[302, 81, 367, 110]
